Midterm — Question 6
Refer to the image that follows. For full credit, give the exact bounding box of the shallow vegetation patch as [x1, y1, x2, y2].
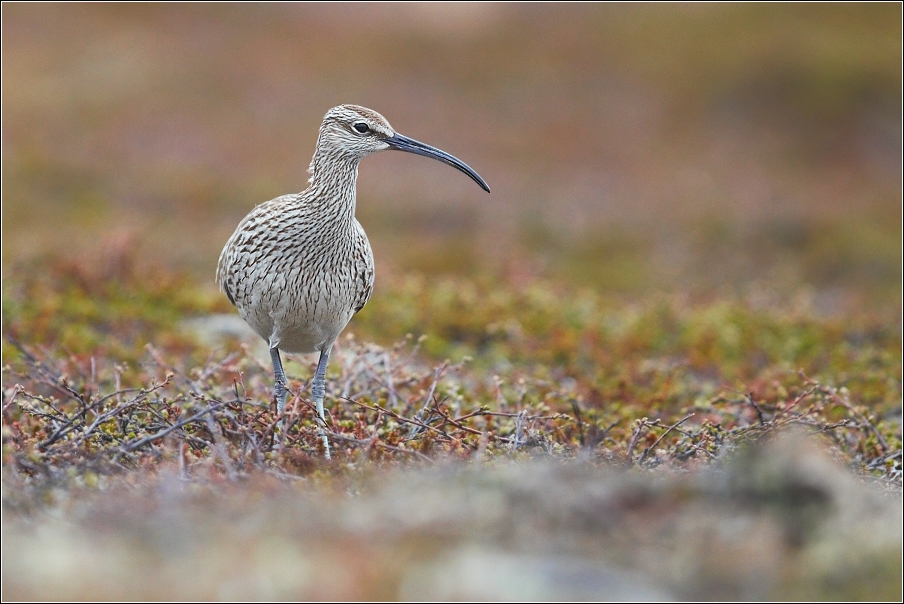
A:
[4, 336, 900, 485]
[3, 308, 901, 599]
[3, 259, 900, 489]
[2, 242, 900, 603]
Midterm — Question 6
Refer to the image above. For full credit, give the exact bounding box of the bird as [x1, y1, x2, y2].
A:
[216, 104, 490, 459]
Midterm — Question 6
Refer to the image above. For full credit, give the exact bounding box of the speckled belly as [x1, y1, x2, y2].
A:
[238, 275, 357, 353]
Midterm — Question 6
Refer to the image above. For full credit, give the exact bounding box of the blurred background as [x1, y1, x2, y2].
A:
[3, 3, 901, 311]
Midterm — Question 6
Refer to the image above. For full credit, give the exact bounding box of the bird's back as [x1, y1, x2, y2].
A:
[216, 192, 374, 354]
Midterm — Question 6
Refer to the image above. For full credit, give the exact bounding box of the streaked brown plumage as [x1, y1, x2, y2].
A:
[217, 105, 489, 458]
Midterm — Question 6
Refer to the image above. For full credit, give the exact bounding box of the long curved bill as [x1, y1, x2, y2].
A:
[386, 133, 491, 193]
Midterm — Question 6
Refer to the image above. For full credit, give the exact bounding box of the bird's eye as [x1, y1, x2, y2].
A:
[353, 122, 370, 134]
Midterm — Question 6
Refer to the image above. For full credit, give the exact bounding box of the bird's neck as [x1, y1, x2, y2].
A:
[305, 148, 361, 221]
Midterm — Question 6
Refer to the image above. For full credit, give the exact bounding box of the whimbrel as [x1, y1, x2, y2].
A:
[216, 105, 490, 458]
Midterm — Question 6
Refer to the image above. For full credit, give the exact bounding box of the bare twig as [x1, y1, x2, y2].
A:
[638, 413, 695, 466]
[571, 400, 586, 448]
[626, 419, 648, 465]
[347, 398, 458, 445]
[407, 363, 447, 439]
[116, 401, 228, 456]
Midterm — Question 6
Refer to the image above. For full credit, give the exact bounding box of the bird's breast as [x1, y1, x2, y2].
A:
[220, 208, 374, 352]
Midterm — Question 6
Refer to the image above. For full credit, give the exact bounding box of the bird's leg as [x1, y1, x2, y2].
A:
[271, 347, 288, 422]
[312, 347, 332, 459]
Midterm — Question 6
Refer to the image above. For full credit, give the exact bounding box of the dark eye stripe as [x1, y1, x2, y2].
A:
[353, 123, 370, 134]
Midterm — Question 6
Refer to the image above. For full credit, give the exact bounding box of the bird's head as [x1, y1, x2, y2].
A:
[313, 104, 490, 193]
[317, 105, 396, 157]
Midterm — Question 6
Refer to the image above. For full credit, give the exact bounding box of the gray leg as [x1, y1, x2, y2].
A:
[312, 346, 332, 459]
[271, 347, 288, 416]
